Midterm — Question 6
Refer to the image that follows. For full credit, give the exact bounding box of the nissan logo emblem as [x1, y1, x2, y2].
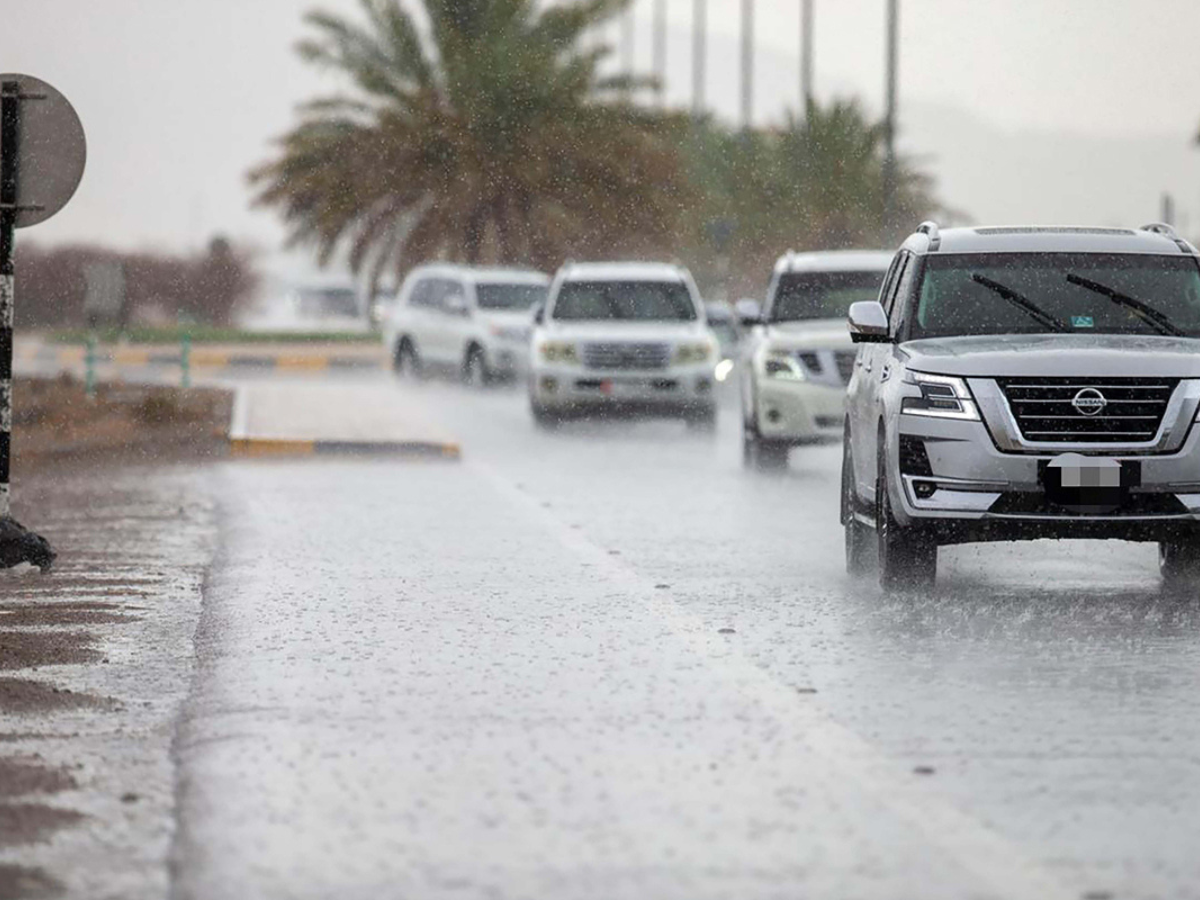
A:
[1071, 387, 1108, 417]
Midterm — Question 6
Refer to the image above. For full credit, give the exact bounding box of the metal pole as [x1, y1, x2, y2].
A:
[883, 0, 899, 235]
[622, 3, 635, 83]
[800, 0, 814, 114]
[740, 0, 754, 130]
[653, 0, 667, 107]
[0, 81, 20, 519]
[692, 0, 706, 116]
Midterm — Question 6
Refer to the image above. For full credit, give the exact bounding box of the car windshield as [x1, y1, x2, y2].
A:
[909, 253, 1200, 339]
[770, 270, 887, 321]
[551, 281, 697, 321]
[476, 283, 548, 311]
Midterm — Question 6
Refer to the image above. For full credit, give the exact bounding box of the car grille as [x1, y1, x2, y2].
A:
[583, 342, 670, 370]
[834, 351, 857, 385]
[996, 377, 1178, 444]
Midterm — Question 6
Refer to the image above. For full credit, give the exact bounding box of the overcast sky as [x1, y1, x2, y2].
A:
[4, 0, 1200, 279]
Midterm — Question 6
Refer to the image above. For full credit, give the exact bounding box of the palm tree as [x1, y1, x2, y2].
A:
[251, 0, 689, 286]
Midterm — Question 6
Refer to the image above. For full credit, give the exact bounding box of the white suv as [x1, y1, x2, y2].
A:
[740, 250, 892, 467]
[384, 264, 549, 384]
[529, 262, 718, 427]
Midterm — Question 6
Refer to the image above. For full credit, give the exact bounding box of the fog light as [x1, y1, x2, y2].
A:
[541, 376, 558, 393]
[914, 480, 937, 499]
[766, 408, 781, 423]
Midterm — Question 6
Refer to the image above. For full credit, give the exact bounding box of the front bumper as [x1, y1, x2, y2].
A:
[891, 411, 1200, 542]
[755, 379, 845, 443]
[530, 363, 715, 413]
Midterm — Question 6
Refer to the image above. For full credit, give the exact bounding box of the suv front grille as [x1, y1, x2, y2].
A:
[583, 342, 670, 370]
[996, 377, 1178, 444]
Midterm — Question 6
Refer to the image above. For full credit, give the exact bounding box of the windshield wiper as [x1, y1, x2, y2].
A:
[970, 274, 1070, 333]
[1065, 273, 1184, 337]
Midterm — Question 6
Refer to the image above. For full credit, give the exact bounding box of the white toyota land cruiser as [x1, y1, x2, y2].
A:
[529, 262, 718, 428]
[740, 250, 892, 468]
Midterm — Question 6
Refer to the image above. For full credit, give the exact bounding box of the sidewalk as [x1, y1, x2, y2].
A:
[229, 381, 461, 459]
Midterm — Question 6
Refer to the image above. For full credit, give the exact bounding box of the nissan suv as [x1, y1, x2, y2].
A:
[529, 262, 718, 427]
[741, 250, 892, 468]
[842, 222, 1200, 590]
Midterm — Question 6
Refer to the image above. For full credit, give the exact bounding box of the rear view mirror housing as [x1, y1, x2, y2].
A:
[532, 303, 545, 325]
[734, 298, 762, 327]
[848, 301, 891, 343]
[444, 294, 470, 317]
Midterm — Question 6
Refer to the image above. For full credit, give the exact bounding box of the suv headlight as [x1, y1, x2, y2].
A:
[901, 371, 980, 420]
[674, 341, 714, 365]
[761, 351, 806, 381]
[538, 341, 578, 364]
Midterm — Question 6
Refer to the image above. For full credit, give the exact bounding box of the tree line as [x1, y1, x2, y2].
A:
[252, 0, 942, 300]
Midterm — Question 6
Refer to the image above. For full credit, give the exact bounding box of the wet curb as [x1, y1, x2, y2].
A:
[226, 387, 461, 460]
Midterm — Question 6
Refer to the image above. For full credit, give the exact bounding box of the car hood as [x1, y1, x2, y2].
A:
[538, 321, 711, 343]
[764, 319, 853, 350]
[901, 333, 1200, 378]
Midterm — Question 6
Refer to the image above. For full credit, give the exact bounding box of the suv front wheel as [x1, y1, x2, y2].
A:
[1159, 537, 1200, 592]
[876, 446, 937, 591]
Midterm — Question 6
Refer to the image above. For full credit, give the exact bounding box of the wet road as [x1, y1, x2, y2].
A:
[173, 375, 1200, 900]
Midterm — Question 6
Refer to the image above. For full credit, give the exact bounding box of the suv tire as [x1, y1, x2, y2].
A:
[743, 422, 789, 470]
[842, 439, 871, 576]
[1159, 538, 1200, 592]
[876, 448, 937, 592]
[531, 402, 560, 430]
[393, 338, 422, 379]
[463, 345, 490, 387]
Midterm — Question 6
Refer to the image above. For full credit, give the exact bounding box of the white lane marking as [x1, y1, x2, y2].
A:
[472, 459, 1080, 900]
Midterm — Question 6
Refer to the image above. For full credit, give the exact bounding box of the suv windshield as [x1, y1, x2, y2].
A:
[551, 281, 697, 321]
[910, 253, 1200, 339]
[770, 270, 886, 322]
[476, 283, 548, 311]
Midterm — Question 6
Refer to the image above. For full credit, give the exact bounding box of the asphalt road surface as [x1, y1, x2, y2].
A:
[172, 374, 1200, 900]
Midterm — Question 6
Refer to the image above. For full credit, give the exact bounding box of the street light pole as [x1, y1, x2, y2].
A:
[622, 2, 635, 86]
[653, 0, 667, 106]
[740, 0, 754, 130]
[692, 0, 706, 117]
[883, 0, 899, 235]
[800, 0, 814, 115]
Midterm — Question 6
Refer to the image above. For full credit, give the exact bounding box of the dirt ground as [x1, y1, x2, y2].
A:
[0, 410, 220, 898]
[12, 375, 232, 473]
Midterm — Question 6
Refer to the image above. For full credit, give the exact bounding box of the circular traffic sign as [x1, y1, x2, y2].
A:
[0, 73, 86, 228]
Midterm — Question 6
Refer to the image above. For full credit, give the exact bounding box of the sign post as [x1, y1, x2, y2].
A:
[0, 74, 86, 571]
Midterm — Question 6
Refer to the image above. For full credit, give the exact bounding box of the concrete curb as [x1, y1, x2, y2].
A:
[226, 387, 460, 460]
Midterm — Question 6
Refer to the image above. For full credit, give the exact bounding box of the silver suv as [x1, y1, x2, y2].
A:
[842, 222, 1200, 590]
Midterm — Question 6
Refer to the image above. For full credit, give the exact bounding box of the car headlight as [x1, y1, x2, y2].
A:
[901, 370, 980, 420]
[538, 341, 578, 364]
[674, 342, 714, 364]
[761, 351, 806, 381]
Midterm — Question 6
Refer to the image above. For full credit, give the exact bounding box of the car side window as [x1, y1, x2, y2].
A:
[890, 255, 919, 337]
[409, 277, 433, 308]
[882, 253, 909, 320]
[442, 279, 467, 310]
[876, 254, 903, 312]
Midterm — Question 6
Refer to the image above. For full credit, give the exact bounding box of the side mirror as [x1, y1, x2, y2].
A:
[847, 301, 890, 343]
[734, 298, 762, 327]
[532, 303, 545, 325]
[444, 294, 470, 317]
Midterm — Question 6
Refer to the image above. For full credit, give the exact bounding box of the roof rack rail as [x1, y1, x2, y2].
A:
[1140, 222, 1196, 254]
[915, 220, 941, 251]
